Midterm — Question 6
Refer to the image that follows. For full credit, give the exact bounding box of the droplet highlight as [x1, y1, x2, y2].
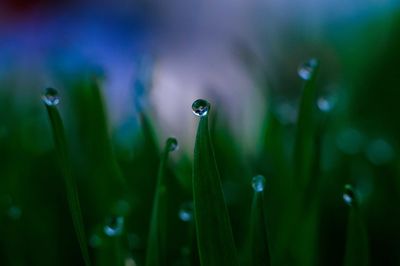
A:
[103, 216, 124, 237]
[317, 97, 332, 112]
[42, 87, 60, 106]
[192, 99, 210, 117]
[343, 184, 355, 206]
[166, 137, 179, 152]
[298, 58, 318, 80]
[178, 202, 194, 222]
[252, 175, 266, 192]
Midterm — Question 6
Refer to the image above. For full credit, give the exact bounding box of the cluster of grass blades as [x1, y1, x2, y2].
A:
[1, 50, 391, 266]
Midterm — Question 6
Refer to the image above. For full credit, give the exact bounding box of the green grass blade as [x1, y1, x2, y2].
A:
[192, 100, 239, 266]
[43, 93, 91, 266]
[293, 59, 320, 188]
[344, 186, 369, 266]
[145, 138, 177, 266]
[244, 176, 271, 266]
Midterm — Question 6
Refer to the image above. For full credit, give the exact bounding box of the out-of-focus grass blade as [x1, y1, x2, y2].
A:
[145, 137, 177, 266]
[343, 185, 369, 266]
[244, 175, 271, 266]
[43, 90, 91, 266]
[293, 59, 320, 188]
[192, 99, 239, 266]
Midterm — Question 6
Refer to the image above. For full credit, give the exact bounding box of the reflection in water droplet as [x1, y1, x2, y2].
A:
[178, 202, 194, 222]
[343, 184, 355, 206]
[366, 138, 395, 165]
[298, 58, 318, 80]
[104, 216, 124, 237]
[7, 206, 21, 220]
[166, 137, 179, 152]
[336, 128, 365, 155]
[41, 88, 60, 106]
[252, 175, 266, 192]
[89, 234, 103, 248]
[192, 99, 210, 117]
[317, 97, 332, 112]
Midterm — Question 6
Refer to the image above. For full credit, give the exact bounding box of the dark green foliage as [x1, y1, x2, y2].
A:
[192, 107, 239, 266]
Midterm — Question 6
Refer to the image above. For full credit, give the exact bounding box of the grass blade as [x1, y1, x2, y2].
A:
[145, 138, 178, 266]
[43, 89, 91, 266]
[293, 59, 320, 188]
[244, 175, 271, 266]
[343, 185, 369, 266]
[192, 99, 239, 266]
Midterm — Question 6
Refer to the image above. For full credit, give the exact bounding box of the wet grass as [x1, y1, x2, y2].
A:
[1, 15, 400, 265]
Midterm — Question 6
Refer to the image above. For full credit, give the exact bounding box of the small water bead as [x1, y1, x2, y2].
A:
[166, 137, 179, 152]
[343, 184, 355, 206]
[366, 138, 395, 165]
[104, 216, 124, 237]
[178, 202, 194, 222]
[317, 97, 333, 112]
[252, 175, 266, 192]
[298, 58, 318, 80]
[42, 87, 60, 106]
[192, 99, 210, 117]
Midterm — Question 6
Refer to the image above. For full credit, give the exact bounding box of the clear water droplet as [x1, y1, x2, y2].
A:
[298, 58, 318, 80]
[41, 87, 60, 106]
[166, 137, 179, 152]
[89, 234, 103, 248]
[343, 184, 355, 206]
[192, 99, 210, 117]
[317, 97, 332, 112]
[104, 216, 124, 237]
[366, 138, 395, 165]
[7, 206, 21, 220]
[178, 202, 194, 222]
[252, 175, 266, 192]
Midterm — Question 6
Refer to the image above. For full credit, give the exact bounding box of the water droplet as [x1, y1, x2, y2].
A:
[192, 99, 210, 117]
[317, 97, 332, 112]
[104, 216, 124, 237]
[252, 175, 266, 192]
[343, 184, 355, 206]
[41, 88, 60, 106]
[366, 138, 395, 165]
[178, 202, 194, 222]
[298, 58, 318, 80]
[336, 128, 365, 155]
[7, 206, 21, 220]
[89, 234, 103, 248]
[166, 137, 179, 152]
